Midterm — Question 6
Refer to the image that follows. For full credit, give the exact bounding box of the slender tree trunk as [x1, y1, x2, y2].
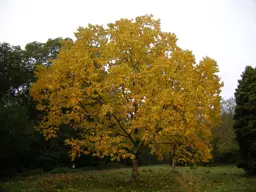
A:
[131, 158, 138, 181]
[172, 155, 176, 170]
[172, 145, 176, 170]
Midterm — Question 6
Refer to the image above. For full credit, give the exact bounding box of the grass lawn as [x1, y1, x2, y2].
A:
[1, 165, 256, 192]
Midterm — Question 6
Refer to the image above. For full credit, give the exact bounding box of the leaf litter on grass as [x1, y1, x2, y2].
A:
[2, 165, 256, 192]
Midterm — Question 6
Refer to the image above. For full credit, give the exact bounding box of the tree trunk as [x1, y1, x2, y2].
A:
[172, 145, 176, 170]
[131, 158, 138, 181]
[172, 155, 176, 170]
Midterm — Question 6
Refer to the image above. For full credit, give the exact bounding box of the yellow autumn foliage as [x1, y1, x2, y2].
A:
[30, 15, 223, 164]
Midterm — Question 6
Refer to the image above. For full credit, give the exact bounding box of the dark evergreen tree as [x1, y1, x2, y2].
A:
[234, 66, 256, 174]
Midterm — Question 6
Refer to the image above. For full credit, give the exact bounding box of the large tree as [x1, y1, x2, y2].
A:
[234, 66, 256, 173]
[30, 15, 223, 180]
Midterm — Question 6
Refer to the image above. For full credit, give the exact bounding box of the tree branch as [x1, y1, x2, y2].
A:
[112, 114, 136, 146]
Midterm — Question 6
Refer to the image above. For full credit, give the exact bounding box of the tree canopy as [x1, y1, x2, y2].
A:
[30, 15, 223, 180]
[234, 66, 256, 174]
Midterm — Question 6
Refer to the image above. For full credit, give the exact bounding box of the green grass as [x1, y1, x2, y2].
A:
[1, 165, 256, 192]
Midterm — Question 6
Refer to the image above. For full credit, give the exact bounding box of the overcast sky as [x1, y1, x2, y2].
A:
[1, 0, 256, 99]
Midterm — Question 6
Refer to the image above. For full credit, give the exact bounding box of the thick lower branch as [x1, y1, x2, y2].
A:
[112, 114, 136, 146]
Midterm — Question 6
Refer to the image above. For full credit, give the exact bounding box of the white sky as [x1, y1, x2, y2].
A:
[1, 0, 256, 99]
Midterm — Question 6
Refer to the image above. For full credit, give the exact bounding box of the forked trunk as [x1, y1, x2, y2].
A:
[131, 158, 138, 181]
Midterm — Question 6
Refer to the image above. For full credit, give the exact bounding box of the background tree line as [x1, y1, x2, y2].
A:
[0, 36, 243, 178]
[0, 38, 98, 177]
